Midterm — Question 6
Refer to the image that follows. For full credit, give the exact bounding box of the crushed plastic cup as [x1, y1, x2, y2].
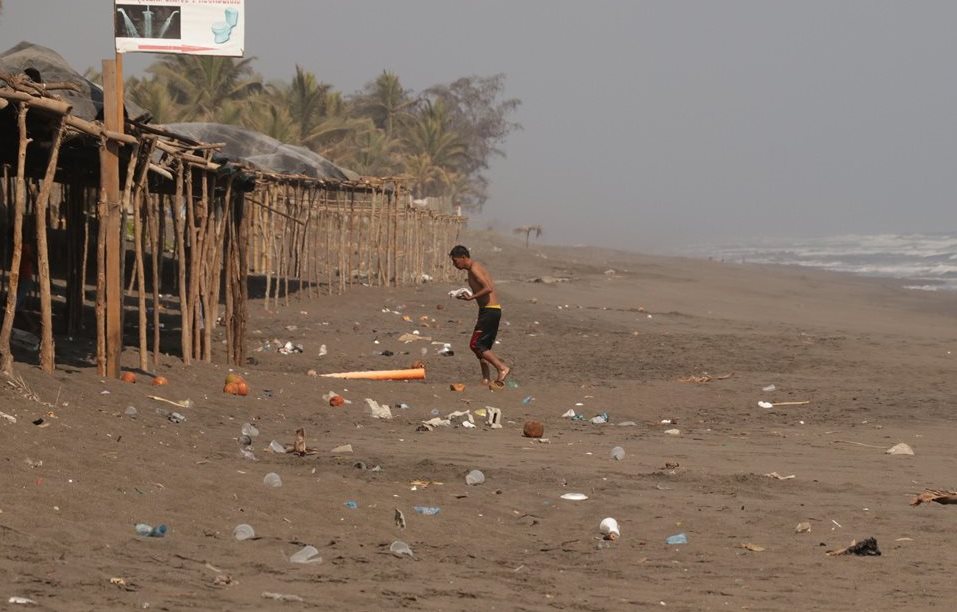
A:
[263, 472, 282, 488]
[289, 545, 322, 564]
[465, 469, 485, 486]
[124, 405, 138, 417]
[241, 423, 260, 438]
[610, 446, 625, 461]
[344, 500, 358, 509]
[666, 533, 688, 545]
[233, 524, 255, 541]
[414, 506, 441, 515]
[600, 517, 620, 540]
[390, 540, 414, 558]
[240, 448, 257, 461]
[269, 440, 286, 453]
[762, 384, 776, 392]
[758, 401, 774, 409]
[560, 492, 588, 501]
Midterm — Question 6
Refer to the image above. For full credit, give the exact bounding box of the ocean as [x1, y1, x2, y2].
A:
[699, 233, 957, 292]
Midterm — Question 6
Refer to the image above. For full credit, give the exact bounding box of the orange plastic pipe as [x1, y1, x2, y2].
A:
[320, 367, 426, 381]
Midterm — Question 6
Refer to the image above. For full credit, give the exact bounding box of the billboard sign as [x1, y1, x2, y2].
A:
[114, 0, 244, 56]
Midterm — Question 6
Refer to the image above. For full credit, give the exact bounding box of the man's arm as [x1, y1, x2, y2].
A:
[464, 263, 494, 300]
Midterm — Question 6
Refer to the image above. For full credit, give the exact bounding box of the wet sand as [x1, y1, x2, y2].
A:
[2, 231, 956, 610]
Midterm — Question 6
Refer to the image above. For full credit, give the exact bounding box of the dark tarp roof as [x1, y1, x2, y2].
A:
[0, 41, 146, 121]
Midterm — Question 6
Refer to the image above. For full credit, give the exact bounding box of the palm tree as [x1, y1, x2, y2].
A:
[148, 55, 262, 121]
[400, 99, 469, 195]
[353, 71, 417, 136]
[125, 75, 181, 123]
[513, 225, 543, 248]
[337, 126, 402, 177]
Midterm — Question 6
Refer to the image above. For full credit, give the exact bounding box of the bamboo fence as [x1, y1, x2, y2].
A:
[0, 79, 465, 377]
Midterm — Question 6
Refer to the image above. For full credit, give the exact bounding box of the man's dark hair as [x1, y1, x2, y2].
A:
[449, 245, 470, 258]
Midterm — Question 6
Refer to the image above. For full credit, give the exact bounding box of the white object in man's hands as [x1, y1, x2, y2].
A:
[449, 287, 473, 299]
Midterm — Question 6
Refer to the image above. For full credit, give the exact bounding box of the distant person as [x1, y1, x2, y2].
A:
[449, 245, 511, 388]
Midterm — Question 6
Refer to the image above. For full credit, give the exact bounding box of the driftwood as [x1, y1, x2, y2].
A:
[911, 489, 957, 506]
[826, 537, 881, 556]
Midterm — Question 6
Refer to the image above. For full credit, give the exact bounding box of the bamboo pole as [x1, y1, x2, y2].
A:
[0, 103, 29, 374]
[33, 116, 68, 373]
[131, 141, 155, 372]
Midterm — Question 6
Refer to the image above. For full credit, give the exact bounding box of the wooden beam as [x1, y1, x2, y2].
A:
[102, 59, 122, 378]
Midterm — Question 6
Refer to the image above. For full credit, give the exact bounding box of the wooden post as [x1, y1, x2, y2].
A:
[102, 58, 123, 378]
[0, 103, 29, 374]
[33, 117, 69, 373]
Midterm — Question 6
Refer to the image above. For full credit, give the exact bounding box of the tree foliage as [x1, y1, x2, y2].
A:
[123, 56, 520, 211]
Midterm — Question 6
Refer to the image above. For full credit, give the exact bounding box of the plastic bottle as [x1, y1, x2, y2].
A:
[263, 472, 282, 487]
[233, 524, 255, 541]
[610, 446, 625, 461]
[600, 517, 620, 540]
[134, 523, 167, 537]
[465, 469, 485, 486]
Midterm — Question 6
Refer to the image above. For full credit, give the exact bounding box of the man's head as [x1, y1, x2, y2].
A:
[449, 245, 471, 269]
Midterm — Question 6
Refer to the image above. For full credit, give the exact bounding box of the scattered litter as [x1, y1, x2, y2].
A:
[289, 545, 322, 564]
[680, 372, 733, 384]
[886, 443, 914, 456]
[666, 533, 688, 545]
[278, 341, 304, 355]
[449, 287, 473, 299]
[590, 413, 608, 425]
[560, 493, 588, 501]
[414, 506, 441, 515]
[262, 592, 305, 603]
[8, 597, 37, 605]
[758, 400, 809, 409]
[664, 428, 681, 436]
[826, 537, 881, 556]
[390, 540, 414, 559]
[330, 444, 354, 454]
[523, 420, 544, 438]
[124, 406, 138, 417]
[465, 469, 485, 485]
[263, 473, 282, 488]
[600, 517, 620, 540]
[437, 343, 454, 356]
[610, 446, 625, 461]
[450, 383, 466, 392]
[241, 423, 259, 438]
[322, 368, 424, 381]
[911, 489, 957, 506]
[318, 344, 328, 357]
[399, 333, 430, 343]
[739, 543, 765, 552]
[394, 508, 406, 528]
[344, 501, 358, 509]
[795, 522, 812, 533]
[134, 523, 167, 537]
[269, 440, 286, 453]
[485, 406, 502, 428]
[366, 398, 393, 419]
[765, 472, 796, 480]
[561, 409, 576, 418]
[233, 524, 255, 541]
[462, 421, 476, 429]
[148, 395, 193, 409]
[0, 411, 16, 424]
[763, 384, 776, 392]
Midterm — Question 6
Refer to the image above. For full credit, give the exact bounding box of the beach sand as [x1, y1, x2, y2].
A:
[2, 231, 956, 611]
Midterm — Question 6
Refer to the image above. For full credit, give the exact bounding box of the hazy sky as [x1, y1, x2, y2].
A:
[2, 1, 957, 252]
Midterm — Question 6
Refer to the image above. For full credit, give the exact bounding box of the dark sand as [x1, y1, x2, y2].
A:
[2, 231, 956, 611]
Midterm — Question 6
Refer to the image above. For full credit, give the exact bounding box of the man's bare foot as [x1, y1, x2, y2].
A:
[495, 366, 511, 385]
[481, 378, 491, 386]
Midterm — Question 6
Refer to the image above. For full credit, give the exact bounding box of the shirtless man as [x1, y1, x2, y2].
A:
[449, 245, 510, 387]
